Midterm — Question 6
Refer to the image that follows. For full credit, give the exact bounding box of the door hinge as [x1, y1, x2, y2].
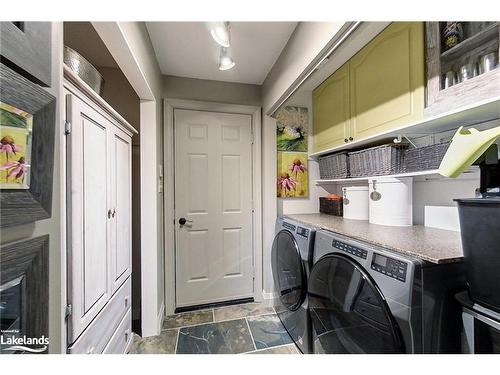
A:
[65, 304, 72, 318]
[64, 120, 72, 135]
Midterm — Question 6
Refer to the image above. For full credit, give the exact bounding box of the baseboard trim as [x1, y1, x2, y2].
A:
[262, 291, 278, 300]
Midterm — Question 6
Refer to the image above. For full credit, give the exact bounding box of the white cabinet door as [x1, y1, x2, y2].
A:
[174, 109, 254, 307]
[109, 127, 132, 293]
[66, 91, 113, 343]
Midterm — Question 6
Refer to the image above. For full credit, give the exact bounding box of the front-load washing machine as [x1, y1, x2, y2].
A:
[271, 217, 316, 354]
[308, 229, 465, 354]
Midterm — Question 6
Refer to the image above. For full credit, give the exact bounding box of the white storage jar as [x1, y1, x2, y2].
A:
[368, 177, 413, 226]
[342, 186, 369, 220]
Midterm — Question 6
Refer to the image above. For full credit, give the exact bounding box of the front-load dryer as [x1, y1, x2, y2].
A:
[308, 229, 465, 354]
[271, 217, 316, 354]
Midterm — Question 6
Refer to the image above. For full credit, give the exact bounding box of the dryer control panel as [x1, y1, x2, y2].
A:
[371, 253, 407, 282]
[296, 226, 309, 238]
[332, 239, 368, 260]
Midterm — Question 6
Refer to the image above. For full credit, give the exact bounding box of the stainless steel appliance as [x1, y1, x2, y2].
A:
[308, 229, 465, 353]
[271, 217, 317, 354]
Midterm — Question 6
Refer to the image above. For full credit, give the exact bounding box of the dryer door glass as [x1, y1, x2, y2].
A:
[271, 230, 306, 311]
[308, 254, 404, 353]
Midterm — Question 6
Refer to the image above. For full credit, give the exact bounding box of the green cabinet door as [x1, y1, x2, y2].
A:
[349, 22, 425, 141]
[312, 63, 350, 153]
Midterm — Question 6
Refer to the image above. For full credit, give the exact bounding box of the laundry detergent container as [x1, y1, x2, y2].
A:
[455, 198, 500, 313]
[369, 177, 413, 226]
[342, 186, 369, 220]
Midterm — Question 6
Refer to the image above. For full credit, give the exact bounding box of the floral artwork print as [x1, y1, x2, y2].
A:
[277, 152, 309, 198]
[0, 101, 33, 189]
[276, 106, 308, 152]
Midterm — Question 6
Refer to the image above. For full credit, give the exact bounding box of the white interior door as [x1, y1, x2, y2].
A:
[174, 109, 254, 307]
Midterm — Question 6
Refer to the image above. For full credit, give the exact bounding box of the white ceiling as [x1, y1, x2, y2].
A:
[146, 22, 297, 85]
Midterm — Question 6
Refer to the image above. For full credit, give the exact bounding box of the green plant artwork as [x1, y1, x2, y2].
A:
[276, 106, 308, 152]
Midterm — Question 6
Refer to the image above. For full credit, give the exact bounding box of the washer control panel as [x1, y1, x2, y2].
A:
[332, 239, 368, 259]
[296, 226, 309, 239]
[371, 253, 407, 282]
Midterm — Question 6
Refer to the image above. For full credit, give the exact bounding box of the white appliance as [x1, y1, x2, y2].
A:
[369, 177, 413, 226]
[342, 186, 369, 220]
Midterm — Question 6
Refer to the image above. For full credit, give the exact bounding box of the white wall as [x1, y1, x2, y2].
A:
[0, 22, 66, 353]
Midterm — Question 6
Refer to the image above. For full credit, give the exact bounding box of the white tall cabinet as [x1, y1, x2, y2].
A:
[64, 66, 137, 354]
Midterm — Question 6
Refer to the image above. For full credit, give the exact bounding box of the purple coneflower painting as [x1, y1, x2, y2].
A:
[0, 157, 30, 183]
[0, 135, 23, 160]
[278, 173, 298, 197]
[289, 158, 307, 178]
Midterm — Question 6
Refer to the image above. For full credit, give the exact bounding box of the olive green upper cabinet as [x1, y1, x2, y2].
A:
[349, 22, 425, 141]
[312, 63, 350, 153]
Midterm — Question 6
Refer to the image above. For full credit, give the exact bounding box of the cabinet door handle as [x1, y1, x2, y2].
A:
[344, 138, 348, 143]
[125, 329, 130, 342]
[107, 209, 113, 219]
[349, 137, 353, 141]
[112, 208, 116, 218]
[124, 296, 129, 308]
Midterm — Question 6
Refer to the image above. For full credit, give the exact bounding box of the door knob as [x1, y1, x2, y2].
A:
[179, 217, 193, 227]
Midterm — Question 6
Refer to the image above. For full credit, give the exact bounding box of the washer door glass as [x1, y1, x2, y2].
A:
[271, 229, 306, 311]
[308, 254, 404, 353]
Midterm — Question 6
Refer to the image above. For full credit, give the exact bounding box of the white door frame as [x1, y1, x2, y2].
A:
[163, 98, 263, 315]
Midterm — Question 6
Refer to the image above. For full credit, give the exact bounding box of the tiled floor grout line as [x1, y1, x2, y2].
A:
[244, 317, 258, 352]
[163, 310, 277, 331]
[174, 328, 180, 354]
[246, 343, 299, 354]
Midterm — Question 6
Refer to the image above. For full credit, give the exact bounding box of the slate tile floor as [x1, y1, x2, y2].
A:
[131, 301, 299, 354]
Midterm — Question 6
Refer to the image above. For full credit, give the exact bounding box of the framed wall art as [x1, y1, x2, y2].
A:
[0, 22, 52, 87]
[0, 235, 49, 354]
[0, 63, 56, 227]
[275, 106, 308, 152]
[277, 152, 309, 198]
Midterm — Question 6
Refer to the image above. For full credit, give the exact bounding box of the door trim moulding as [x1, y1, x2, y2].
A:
[163, 98, 263, 316]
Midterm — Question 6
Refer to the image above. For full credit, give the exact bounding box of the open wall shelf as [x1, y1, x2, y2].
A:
[315, 167, 479, 184]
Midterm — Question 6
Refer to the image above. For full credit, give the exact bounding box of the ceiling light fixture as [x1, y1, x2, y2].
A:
[210, 22, 231, 47]
[218, 47, 235, 71]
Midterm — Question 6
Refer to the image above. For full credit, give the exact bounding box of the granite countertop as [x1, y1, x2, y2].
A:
[284, 213, 464, 264]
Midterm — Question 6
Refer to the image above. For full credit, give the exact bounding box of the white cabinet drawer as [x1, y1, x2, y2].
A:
[68, 277, 131, 353]
[103, 309, 132, 354]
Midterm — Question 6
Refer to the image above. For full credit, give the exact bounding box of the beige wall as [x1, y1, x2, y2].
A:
[99, 67, 140, 134]
[163, 75, 261, 106]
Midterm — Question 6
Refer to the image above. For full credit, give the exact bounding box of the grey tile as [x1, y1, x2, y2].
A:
[176, 319, 255, 354]
[163, 309, 213, 329]
[213, 302, 275, 322]
[249, 344, 299, 354]
[247, 314, 293, 350]
[131, 329, 178, 354]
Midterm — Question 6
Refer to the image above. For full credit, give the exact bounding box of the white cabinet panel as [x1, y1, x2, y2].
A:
[67, 93, 112, 343]
[110, 129, 132, 293]
[65, 73, 135, 349]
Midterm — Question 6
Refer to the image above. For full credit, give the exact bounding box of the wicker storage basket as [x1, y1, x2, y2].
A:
[318, 152, 349, 179]
[404, 142, 451, 173]
[319, 197, 343, 216]
[348, 144, 408, 177]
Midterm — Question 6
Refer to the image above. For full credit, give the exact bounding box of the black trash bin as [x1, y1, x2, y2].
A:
[455, 197, 500, 313]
